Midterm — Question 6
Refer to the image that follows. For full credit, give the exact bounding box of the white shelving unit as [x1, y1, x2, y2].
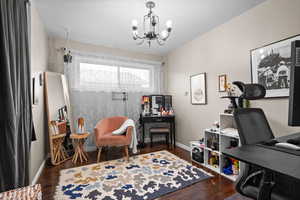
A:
[190, 113, 242, 182]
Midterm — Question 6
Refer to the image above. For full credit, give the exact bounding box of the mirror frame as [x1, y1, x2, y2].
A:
[44, 72, 73, 165]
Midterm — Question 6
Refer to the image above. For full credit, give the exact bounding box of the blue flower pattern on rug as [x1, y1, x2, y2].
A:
[55, 151, 212, 199]
[121, 184, 133, 190]
[105, 165, 115, 169]
[163, 170, 174, 176]
[126, 164, 140, 169]
[62, 184, 88, 199]
[105, 175, 117, 180]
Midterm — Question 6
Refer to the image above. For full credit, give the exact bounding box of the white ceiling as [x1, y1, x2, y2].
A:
[36, 0, 266, 55]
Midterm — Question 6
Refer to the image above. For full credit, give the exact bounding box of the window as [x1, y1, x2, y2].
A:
[120, 67, 150, 89]
[79, 62, 152, 92]
[80, 63, 118, 89]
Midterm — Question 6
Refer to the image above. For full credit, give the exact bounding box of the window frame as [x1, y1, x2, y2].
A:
[75, 57, 155, 92]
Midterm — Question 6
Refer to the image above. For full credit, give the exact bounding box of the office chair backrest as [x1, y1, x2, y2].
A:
[233, 81, 266, 100]
[234, 108, 274, 145]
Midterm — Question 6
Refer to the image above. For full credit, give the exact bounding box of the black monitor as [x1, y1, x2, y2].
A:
[288, 40, 300, 126]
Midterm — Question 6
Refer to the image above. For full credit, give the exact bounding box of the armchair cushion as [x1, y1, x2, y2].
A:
[94, 116, 132, 147]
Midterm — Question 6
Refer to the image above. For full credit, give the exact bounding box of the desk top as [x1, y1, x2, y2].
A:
[223, 132, 300, 179]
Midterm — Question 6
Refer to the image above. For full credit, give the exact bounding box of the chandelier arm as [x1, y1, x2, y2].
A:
[154, 15, 160, 34]
[143, 14, 148, 33]
[134, 34, 145, 40]
[158, 31, 170, 41]
[149, 14, 154, 33]
[137, 39, 145, 45]
[156, 38, 165, 46]
[133, 31, 146, 40]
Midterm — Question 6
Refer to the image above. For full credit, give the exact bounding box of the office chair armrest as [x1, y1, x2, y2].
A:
[241, 170, 264, 188]
[257, 170, 275, 200]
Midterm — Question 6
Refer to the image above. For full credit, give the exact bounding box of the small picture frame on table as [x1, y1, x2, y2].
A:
[218, 74, 227, 92]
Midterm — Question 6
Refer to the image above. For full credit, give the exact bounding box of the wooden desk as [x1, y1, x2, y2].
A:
[139, 115, 175, 148]
[70, 133, 90, 164]
[223, 132, 300, 180]
[223, 133, 300, 200]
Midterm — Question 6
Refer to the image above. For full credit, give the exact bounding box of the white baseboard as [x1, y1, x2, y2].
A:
[175, 141, 191, 152]
[31, 159, 46, 185]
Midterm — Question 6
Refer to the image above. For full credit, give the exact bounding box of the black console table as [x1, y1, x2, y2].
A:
[139, 115, 175, 148]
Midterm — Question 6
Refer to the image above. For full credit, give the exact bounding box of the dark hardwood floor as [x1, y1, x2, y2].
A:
[37, 143, 236, 200]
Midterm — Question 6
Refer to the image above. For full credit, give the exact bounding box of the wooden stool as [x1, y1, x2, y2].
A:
[149, 127, 170, 147]
[70, 133, 90, 164]
[51, 133, 68, 164]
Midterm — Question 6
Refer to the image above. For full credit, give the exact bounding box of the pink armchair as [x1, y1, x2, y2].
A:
[94, 116, 133, 162]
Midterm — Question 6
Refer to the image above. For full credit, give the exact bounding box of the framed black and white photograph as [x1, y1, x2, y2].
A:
[218, 74, 227, 92]
[190, 73, 207, 105]
[250, 34, 300, 98]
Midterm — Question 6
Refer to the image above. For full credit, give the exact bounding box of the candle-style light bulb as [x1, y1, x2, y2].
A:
[161, 30, 168, 39]
[166, 20, 172, 28]
[132, 19, 138, 27]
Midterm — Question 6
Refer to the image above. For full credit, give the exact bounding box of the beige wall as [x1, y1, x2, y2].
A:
[166, 0, 300, 146]
[30, 3, 49, 182]
[48, 37, 164, 73]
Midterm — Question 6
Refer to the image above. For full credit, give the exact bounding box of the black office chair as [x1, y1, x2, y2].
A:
[231, 82, 300, 200]
[234, 108, 274, 145]
[234, 108, 300, 199]
[234, 108, 272, 199]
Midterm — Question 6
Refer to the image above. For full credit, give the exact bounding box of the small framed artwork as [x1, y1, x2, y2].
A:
[32, 73, 41, 106]
[250, 34, 300, 98]
[190, 73, 207, 105]
[218, 74, 227, 92]
[39, 73, 43, 86]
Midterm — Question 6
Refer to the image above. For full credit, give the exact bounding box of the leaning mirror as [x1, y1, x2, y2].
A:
[44, 72, 73, 165]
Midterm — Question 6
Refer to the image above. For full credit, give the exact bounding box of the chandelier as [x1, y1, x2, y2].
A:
[131, 1, 172, 47]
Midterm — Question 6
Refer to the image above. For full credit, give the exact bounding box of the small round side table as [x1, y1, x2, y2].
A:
[70, 132, 90, 164]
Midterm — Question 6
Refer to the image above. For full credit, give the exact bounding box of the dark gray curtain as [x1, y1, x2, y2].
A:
[0, 0, 33, 192]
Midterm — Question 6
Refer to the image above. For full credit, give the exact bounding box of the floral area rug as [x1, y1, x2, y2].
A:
[55, 150, 212, 200]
